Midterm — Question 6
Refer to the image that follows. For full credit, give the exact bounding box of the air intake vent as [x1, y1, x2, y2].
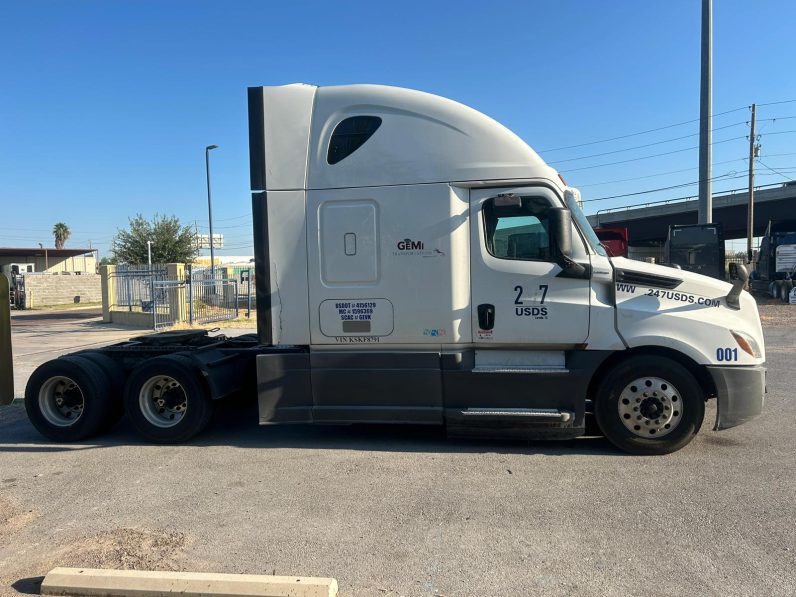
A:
[615, 269, 682, 289]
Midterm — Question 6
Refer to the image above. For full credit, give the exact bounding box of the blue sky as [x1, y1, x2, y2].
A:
[2, 0, 795, 259]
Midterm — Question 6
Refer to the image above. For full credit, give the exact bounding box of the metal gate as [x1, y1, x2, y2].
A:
[152, 269, 238, 330]
[188, 276, 239, 326]
[152, 280, 187, 329]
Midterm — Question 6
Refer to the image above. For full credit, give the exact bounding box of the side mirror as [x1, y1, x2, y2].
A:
[549, 208, 587, 278]
[726, 262, 748, 310]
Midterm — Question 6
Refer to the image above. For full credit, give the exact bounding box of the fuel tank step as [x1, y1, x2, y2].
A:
[446, 408, 581, 441]
[460, 408, 572, 421]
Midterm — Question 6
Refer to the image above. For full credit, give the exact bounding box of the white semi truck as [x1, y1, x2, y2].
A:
[13, 84, 766, 454]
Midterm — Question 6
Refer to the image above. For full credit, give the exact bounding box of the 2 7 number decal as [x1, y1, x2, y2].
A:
[716, 347, 738, 362]
[514, 284, 548, 305]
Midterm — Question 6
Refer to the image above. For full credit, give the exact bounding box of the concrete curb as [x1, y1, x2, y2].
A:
[41, 567, 338, 597]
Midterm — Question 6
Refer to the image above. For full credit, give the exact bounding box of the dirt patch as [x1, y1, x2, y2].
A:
[0, 497, 38, 538]
[45, 528, 187, 571]
[0, 528, 187, 596]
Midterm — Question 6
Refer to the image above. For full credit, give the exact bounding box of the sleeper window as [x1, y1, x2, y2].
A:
[483, 196, 552, 261]
[327, 116, 382, 164]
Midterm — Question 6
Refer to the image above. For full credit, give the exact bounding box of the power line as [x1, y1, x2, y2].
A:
[758, 99, 796, 107]
[547, 121, 747, 165]
[564, 131, 796, 173]
[576, 151, 796, 187]
[576, 156, 749, 187]
[212, 213, 252, 222]
[758, 129, 796, 138]
[586, 181, 787, 214]
[757, 161, 792, 181]
[562, 135, 748, 173]
[539, 105, 749, 153]
[582, 171, 746, 203]
[550, 116, 796, 165]
[195, 222, 252, 230]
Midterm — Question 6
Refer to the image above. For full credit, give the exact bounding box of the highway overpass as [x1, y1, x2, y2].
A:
[586, 182, 796, 245]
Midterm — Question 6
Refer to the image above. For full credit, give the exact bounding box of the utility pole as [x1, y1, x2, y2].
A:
[698, 0, 713, 224]
[147, 240, 152, 267]
[747, 103, 757, 263]
[205, 145, 219, 277]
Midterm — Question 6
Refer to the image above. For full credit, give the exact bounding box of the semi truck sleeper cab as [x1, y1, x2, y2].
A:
[12, 84, 767, 455]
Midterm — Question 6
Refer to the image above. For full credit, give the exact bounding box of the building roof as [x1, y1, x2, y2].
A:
[0, 248, 96, 258]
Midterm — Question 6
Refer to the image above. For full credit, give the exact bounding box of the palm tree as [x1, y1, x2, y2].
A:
[53, 222, 71, 249]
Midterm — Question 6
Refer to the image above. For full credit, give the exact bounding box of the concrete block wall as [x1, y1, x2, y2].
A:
[23, 273, 102, 308]
[109, 310, 153, 328]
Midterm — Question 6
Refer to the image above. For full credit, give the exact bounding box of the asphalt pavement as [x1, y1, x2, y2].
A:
[0, 309, 794, 596]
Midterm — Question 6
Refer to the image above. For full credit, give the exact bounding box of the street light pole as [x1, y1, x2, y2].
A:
[205, 144, 219, 277]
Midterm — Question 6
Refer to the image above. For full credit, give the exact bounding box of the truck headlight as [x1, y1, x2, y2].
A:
[731, 330, 762, 358]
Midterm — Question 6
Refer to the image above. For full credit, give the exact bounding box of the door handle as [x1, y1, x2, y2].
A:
[477, 303, 495, 330]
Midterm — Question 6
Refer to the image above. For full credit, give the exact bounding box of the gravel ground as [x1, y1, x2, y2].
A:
[757, 297, 796, 326]
[0, 304, 794, 596]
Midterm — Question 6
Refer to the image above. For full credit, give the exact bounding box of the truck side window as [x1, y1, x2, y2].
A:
[483, 197, 552, 261]
[327, 116, 382, 164]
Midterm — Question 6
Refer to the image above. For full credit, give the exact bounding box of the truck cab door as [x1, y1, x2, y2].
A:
[469, 187, 591, 346]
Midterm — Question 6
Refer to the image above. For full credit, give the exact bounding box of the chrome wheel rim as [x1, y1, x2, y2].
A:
[618, 376, 682, 438]
[39, 376, 85, 427]
[139, 375, 188, 428]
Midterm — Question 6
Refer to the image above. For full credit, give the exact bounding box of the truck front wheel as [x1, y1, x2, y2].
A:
[594, 355, 705, 455]
[123, 355, 213, 443]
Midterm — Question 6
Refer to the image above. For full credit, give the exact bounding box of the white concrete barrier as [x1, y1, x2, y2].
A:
[41, 567, 338, 597]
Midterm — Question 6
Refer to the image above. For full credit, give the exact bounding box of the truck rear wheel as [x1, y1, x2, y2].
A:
[594, 355, 705, 455]
[123, 355, 213, 443]
[78, 351, 126, 429]
[25, 356, 116, 442]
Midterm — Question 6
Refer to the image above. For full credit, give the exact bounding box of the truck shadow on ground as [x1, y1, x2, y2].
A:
[0, 399, 626, 457]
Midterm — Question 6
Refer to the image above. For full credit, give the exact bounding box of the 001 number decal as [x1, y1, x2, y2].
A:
[514, 284, 548, 305]
[716, 347, 738, 362]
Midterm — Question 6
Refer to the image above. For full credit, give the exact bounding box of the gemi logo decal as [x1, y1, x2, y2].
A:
[397, 238, 424, 250]
[392, 238, 445, 258]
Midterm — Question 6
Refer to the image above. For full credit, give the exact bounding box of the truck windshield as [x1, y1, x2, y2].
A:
[564, 191, 607, 257]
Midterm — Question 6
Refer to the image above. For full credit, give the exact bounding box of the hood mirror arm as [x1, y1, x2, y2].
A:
[726, 262, 748, 310]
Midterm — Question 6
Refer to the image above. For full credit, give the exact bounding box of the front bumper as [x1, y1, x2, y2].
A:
[708, 364, 766, 430]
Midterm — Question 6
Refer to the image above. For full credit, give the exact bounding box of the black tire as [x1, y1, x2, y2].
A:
[123, 355, 213, 443]
[781, 280, 793, 303]
[78, 351, 126, 428]
[594, 355, 705, 455]
[773, 280, 783, 301]
[25, 356, 116, 442]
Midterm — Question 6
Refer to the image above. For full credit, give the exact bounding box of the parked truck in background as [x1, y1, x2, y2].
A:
[664, 223, 726, 280]
[593, 227, 629, 258]
[1, 263, 33, 308]
[749, 219, 796, 302]
[5, 84, 766, 455]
